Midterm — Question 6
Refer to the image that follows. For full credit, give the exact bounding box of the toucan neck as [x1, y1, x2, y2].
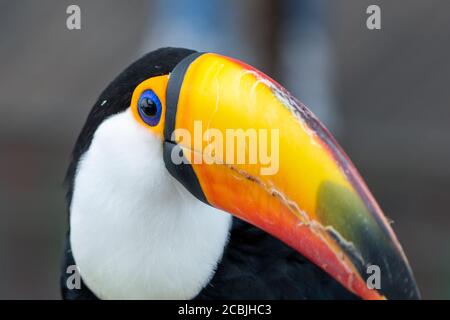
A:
[69, 110, 231, 299]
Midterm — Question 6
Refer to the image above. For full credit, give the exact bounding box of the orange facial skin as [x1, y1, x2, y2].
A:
[131, 75, 169, 139]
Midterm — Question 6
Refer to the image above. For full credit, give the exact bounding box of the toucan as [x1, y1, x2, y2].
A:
[61, 47, 420, 300]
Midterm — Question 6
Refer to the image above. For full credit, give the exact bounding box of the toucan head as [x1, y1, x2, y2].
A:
[69, 48, 419, 299]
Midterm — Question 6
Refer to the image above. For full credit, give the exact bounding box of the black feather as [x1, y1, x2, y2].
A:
[195, 218, 357, 299]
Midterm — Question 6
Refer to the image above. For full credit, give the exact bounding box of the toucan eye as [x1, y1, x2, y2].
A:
[138, 90, 162, 126]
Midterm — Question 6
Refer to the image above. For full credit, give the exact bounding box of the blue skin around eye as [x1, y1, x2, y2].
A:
[138, 90, 162, 126]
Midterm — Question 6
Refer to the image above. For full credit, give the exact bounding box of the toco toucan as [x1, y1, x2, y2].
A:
[61, 48, 420, 300]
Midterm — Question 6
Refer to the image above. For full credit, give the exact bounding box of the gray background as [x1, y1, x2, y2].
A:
[0, 0, 449, 299]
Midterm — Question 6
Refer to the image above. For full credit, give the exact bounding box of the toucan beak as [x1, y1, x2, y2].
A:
[163, 52, 420, 300]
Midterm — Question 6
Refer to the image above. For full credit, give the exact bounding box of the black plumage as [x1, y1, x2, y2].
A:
[61, 47, 357, 300]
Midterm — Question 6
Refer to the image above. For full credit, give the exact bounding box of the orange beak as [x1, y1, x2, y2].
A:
[162, 53, 420, 299]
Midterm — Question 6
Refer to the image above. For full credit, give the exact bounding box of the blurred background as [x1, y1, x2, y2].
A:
[0, 0, 449, 299]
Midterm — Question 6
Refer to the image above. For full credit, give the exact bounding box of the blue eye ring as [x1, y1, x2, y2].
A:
[137, 90, 162, 126]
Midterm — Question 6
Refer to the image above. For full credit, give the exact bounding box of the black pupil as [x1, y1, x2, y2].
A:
[140, 97, 157, 117]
